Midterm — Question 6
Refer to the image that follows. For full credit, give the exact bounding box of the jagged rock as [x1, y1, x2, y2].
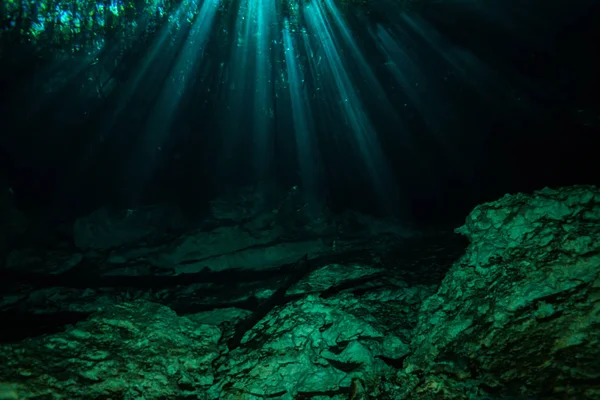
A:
[12, 184, 599, 399]
[209, 284, 434, 399]
[73, 206, 188, 250]
[0, 283, 435, 399]
[287, 263, 386, 295]
[0, 228, 460, 347]
[0, 300, 221, 399]
[187, 308, 254, 347]
[403, 185, 600, 398]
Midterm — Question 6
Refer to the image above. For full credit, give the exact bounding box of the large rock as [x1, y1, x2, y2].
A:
[404, 185, 600, 398]
[0, 279, 435, 400]
[209, 285, 433, 399]
[7, 184, 597, 398]
[0, 300, 221, 399]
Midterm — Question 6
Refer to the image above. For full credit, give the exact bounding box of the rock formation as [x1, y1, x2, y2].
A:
[1, 185, 598, 399]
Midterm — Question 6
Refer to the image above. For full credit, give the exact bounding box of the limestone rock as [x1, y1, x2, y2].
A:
[405, 185, 600, 398]
[5, 184, 597, 399]
[209, 286, 430, 399]
[0, 300, 221, 399]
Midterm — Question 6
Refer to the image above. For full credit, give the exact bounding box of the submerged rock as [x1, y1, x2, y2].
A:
[1, 185, 598, 399]
[202, 284, 431, 399]
[0, 300, 221, 399]
[404, 185, 600, 398]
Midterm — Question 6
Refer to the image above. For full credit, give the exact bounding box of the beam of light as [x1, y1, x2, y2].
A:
[380, 13, 535, 177]
[124, 0, 220, 199]
[144, 0, 220, 135]
[221, 0, 255, 132]
[19, 49, 102, 119]
[63, 5, 183, 185]
[100, 0, 198, 137]
[301, 30, 322, 98]
[283, 20, 321, 199]
[373, 25, 463, 159]
[218, 0, 277, 180]
[303, 0, 399, 214]
[302, 30, 340, 106]
[374, 22, 494, 180]
[217, 0, 259, 177]
[399, 13, 529, 109]
[321, 0, 395, 116]
[252, 0, 277, 179]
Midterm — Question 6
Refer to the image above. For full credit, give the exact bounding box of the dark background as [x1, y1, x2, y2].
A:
[1, 0, 599, 228]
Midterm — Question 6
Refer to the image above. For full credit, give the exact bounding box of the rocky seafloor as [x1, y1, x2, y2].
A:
[0, 185, 598, 399]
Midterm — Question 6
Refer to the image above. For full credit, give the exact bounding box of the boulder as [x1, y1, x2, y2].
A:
[404, 185, 600, 398]
[0, 300, 221, 399]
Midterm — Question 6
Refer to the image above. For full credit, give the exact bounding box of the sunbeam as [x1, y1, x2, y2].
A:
[252, 0, 277, 178]
[218, 0, 278, 179]
[321, 0, 393, 114]
[283, 19, 320, 199]
[373, 23, 468, 173]
[303, 0, 399, 212]
[3, 0, 597, 224]
[3, 5, 600, 394]
[124, 0, 220, 198]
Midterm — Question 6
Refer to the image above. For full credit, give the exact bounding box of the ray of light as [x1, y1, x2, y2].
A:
[283, 20, 320, 198]
[376, 13, 535, 178]
[399, 13, 528, 109]
[374, 25, 454, 139]
[218, 0, 278, 180]
[124, 0, 221, 198]
[144, 0, 220, 137]
[71, 1, 193, 181]
[303, 0, 399, 213]
[374, 22, 485, 179]
[321, 0, 394, 115]
[217, 0, 260, 177]
[252, 0, 277, 179]
[301, 30, 322, 96]
[302, 30, 338, 107]
[99, 0, 207, 137]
